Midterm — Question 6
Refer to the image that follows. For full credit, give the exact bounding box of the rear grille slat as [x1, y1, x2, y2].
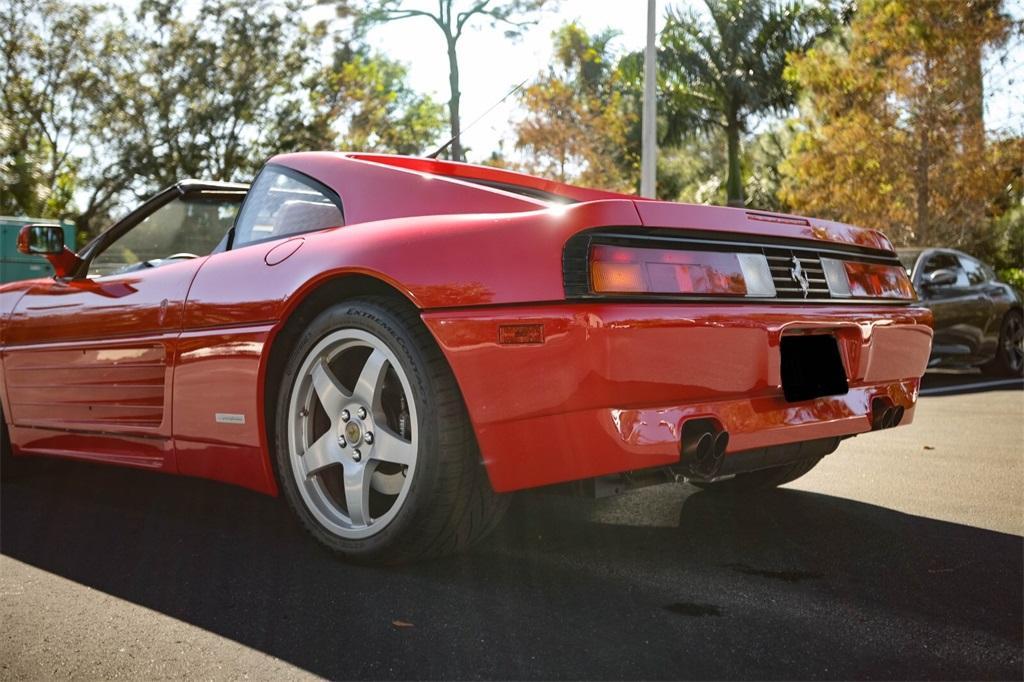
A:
[761, 246, 832, 299]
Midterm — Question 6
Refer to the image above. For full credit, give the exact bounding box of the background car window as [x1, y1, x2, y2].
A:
[921, 252, 968, 286]
[89, 196, 241, 277]
[898, 251, 921, 273]
[232, 167, 344, 247]
[958, 255, 989, 285]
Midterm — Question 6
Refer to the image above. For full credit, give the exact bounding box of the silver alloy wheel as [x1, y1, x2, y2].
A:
[287, 329, 419, 539]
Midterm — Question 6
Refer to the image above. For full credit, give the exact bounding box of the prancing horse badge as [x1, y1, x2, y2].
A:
[790, 256, 810, 297]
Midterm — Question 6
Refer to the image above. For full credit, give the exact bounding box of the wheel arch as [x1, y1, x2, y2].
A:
[260, 270, 510, 559]
[257, 271, 497, 496]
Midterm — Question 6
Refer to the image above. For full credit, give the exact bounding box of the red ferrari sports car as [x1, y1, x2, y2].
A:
[0, 153, 932, 562]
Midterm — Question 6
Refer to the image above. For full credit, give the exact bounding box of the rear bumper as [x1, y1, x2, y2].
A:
[423, 303, 933, 492]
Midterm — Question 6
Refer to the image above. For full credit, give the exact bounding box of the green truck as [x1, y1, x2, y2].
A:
[0, 216, 76, 283]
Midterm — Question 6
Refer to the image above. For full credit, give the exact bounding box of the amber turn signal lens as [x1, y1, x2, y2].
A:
[591, 262, 646, 293]
[498, 324, 545, 344]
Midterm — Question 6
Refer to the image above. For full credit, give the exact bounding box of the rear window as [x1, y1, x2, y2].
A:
[232, 167, 344, 247]
[459, 178, 577, 205]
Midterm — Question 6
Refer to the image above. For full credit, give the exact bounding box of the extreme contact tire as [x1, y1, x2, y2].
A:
[689, 458, 822, 494]
[0, 407, 11, 471]
[274, 297, 508, 564]
[983, 310, 1024, 377]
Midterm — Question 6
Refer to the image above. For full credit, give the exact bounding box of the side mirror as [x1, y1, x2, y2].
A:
[923, 268, 958, 288]
[17, 224, 66, 255]
[17, 224, 81, 278]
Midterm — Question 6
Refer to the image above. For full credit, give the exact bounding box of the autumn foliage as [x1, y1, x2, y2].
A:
[781, 0, 1020, 250]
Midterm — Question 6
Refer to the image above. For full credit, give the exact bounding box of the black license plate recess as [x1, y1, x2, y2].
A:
[780, 334, 849, 402]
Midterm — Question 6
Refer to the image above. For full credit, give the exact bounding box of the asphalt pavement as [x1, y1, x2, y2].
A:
[1, 372, 1022, 680]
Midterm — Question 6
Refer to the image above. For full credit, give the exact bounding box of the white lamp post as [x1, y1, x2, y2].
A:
[640, 0, 657, 199]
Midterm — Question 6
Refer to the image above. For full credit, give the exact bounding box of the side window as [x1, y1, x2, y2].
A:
[89, 195, 242, 278]
[232, 167, 344, 248]
[921, 252, 967, 286]
[958, 255, 989, 286]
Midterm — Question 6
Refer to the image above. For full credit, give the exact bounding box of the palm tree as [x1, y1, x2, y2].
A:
[659, 0, 837, 206]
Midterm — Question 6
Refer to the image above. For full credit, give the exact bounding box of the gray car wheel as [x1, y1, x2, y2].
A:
[984, 310, 1024, 377]
[273, 296, 508, 563]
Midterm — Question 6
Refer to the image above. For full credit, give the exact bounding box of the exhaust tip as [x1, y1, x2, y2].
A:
[695, 432, 714, 462]
[891, 405, 905, 427]
[682, 427, 724, 479]
[871, 401, 885, 430]
[713, 430, 729, 457]
[882, 407, 896, 429]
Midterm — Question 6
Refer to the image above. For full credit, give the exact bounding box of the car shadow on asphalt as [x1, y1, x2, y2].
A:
[2, 458, 1021, 680]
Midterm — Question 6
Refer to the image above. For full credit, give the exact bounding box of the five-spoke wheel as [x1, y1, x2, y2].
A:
[274, 298, 508, 563]
[288, 329, 417, 538]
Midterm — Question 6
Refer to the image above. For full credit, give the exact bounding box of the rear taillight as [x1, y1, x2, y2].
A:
[590, 245, 776, 297]
[820, 258, 915, 299]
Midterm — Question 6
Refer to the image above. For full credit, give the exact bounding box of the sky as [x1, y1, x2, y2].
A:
[309, 0, 1024, 163]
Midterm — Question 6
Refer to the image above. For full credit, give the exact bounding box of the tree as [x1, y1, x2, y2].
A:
[281, 43, 446, 155]
[780, 0, 1018, 248]
[336, 0, 557, 161]
[0, 0, 318, 232]
[514, 21, 798, 203]
[0, 0, 114, 219]
[103, 0, 315, 190]
[658, 0, 838, 206]
[515, 23, 638, 191]
[2, 0, 445, 238]
[656, 121, 794, 210]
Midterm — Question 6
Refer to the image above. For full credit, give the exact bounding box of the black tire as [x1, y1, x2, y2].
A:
[689, 458, 822, 494]
[1, 406, 16, 478]
[273, 296, 508, 564]
[983, 310, 1024, 377]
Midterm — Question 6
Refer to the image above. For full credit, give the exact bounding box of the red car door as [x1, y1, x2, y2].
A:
[2, 183, 246, 469]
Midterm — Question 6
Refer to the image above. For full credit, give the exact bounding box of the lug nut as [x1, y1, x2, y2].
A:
[357, 407, 367, 419]
[352, 448, 362, 462]
[364, 432, 374, 444]
[341, 409, 350, 422]
[338, 438, 347, 448]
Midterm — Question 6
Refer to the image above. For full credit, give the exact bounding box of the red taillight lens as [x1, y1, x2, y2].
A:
[844, 262, 916, 299]
[590, 245, 772, 296]
[822, 257, 915, 300]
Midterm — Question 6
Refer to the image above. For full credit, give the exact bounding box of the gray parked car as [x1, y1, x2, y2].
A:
[898, 248, 1023, 376]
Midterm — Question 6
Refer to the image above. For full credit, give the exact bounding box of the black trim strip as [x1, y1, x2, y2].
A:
[590, 229, 900, 262]
[563, 227, 913, 305]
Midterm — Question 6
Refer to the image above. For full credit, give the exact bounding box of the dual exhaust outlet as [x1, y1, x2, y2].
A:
[679, 400, 903, 480]
[871, 399, 905, 431]
[680, 423, 729, 480]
